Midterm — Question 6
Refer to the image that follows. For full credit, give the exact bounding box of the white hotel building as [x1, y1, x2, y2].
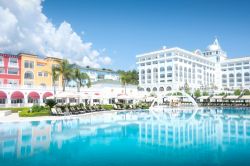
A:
[136, 39, 250, 93]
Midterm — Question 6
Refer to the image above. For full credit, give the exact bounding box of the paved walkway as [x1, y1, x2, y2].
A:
[0, 110, 120, 123]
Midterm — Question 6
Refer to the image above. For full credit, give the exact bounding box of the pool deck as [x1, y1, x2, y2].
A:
[0, 110, 120, 123]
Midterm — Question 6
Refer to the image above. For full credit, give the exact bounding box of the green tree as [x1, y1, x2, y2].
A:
[243, 89, 250, 95]
[45, 99, 57, 111]
[194, 89, 201, 98]
[54, 59, 74, 91]
[51, 66, 60, 96]
[202, 91, 209, 96]
[184, 82, 190, 95]
[73, 68, 91, 92]
[234, 89, 241, 96]
[119, 70, 139, 94]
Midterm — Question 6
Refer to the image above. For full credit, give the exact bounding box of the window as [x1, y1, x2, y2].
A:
[38, 72, 43, 76]
[24, 71, 34, 79]
[24, 61, 34, 69]
[9, 58, 18, 66]
[44, 72, 48, 77]
[0, 67, 4, 74]
[0, 57, 3, 64]
[167, 66, 172, 71]
[8, 79, 18, 85]
[8, 68, 18, 75]
[37, 62, 45, 66]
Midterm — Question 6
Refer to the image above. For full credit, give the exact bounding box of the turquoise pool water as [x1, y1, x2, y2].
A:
[1, 108, 250, 166]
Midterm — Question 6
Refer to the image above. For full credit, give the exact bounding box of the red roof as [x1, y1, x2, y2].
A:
[11, 91, 24, 99]
[0, 91, 7, 99]
[28, 92, 40, 99]
[43, 92, 53, 98]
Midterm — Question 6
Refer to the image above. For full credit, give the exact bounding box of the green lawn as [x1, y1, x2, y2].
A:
[0, 107, 30, 113]
[19, 110, 50, 117]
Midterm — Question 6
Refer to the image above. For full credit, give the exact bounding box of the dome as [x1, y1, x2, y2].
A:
[206, 38, 221, 51]
[194, 49, 202, 55]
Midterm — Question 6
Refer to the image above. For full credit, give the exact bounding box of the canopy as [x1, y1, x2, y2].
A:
[224, 95, 240, 100]
[211, 96, 224, 100]
[28, 92, 40, 99]
[240, 95, 250, 100]
[43, 92, 53, 98]
[11, 91, 24, 99]
[0, 91, 7, 99]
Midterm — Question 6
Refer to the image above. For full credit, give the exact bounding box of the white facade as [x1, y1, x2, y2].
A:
[137, 38, 250, 93]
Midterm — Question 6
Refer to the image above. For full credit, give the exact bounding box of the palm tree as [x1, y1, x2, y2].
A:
[73, 68, 91, 92]
[54, 59, 74, 91]
[51, 66, 59, 95]
[120, 72, 130, 95]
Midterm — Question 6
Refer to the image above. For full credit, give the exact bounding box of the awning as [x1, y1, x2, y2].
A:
[43, 92, 53, 98]
[0, 91, 7, 99]
[197, 96, 210, 100]
[240, 95, 250, 100]
[211, 96, 224, 100]
[28, 92, 40, 99]
[11, 91, 24, 99]
[224, 95, 240, 100]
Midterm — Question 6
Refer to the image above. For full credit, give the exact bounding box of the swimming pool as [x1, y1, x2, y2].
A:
[1, 107, 250, 166]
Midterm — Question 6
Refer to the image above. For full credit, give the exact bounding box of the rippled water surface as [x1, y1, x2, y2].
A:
[1, 108, 250, 166]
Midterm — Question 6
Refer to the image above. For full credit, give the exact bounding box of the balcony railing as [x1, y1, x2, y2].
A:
[8, 62, 19, 68]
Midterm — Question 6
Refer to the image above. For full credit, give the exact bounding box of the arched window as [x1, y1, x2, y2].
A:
[152, 87, 157, 91]
[141, 69, 145, 74]
[222, 74, 227, 78]
[24, 71, 34, 79]
[166, 86, 172, 91]
[229, 73, 234, 78]
[146, 88, 151, 92]
[244, 72, 249, 77]
[147, 69, 151, 74]
[159, 87, 164, 91]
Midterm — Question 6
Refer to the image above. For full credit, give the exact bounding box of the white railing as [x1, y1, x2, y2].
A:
[8, 62, 19, 68]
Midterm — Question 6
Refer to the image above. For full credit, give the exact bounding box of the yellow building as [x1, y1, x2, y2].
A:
[19, 53, 62, 88]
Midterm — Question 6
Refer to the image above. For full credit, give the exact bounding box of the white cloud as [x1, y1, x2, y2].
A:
[0, 0, 111, 67]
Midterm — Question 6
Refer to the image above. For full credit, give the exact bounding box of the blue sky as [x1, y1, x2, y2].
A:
[42, 0, 250, 70]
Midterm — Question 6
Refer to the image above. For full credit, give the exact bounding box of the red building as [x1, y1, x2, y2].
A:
[0, 53, 21, 86]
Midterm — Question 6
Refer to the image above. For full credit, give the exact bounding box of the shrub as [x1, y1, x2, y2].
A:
[31, 105, 46, 112]
[102, 104, 113, 110]
[19, 110, 50, 117]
